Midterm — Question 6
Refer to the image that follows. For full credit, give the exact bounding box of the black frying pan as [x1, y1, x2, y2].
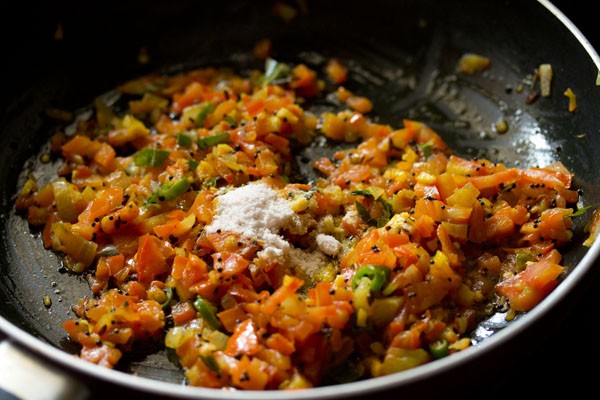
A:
[1, 1, 599, 399]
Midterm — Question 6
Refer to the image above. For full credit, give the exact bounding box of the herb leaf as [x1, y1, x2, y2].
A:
[570, 204, 599, 217]
[262, 58, 291, 86]
[419, 143, 433, 159]
[353, 191, 393, 227]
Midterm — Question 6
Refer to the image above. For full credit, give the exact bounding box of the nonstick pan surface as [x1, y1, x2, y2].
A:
[1, 0, 599, 398]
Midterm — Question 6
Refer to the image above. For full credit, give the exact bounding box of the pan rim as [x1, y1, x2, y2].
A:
[2, 0, 600, 398]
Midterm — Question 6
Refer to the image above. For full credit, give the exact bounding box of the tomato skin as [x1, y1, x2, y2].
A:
[520, 167, 572, 189]
[80, 344, 122, 368]
[467, 169, 519, 191]
[538, 208, 573, 245]
[225, 319, 261, 357]
[135, 234, 173, 285]
[496, 260, 565, 311]
[171, 301, 196, 326]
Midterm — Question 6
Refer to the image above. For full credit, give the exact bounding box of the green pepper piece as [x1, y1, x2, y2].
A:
[195, 102, 215, 127]
[352, 264, 390, 293]
[429, 339, 449, 359]
[134, 148, 170, 167]
[197, 132, 229, 150]
[177, 132, 192, 147]
[193, 297, 221, 330]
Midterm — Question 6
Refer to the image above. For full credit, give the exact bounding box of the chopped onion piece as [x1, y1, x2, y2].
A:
[539, 64, 553, 97]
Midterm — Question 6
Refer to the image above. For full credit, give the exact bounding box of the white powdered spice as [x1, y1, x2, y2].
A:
[289, 247, 330, 278]
[316, 234, 341, 256]
[206, 182, 297, 259]
[206, 182, 332, 277]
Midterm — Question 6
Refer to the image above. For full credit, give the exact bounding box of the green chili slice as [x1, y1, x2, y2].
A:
[328, 360, 364, 383]
[199, 354, 220, 374]
[352, 264, 390, 293]
[223, 115, 237, 128]
[177, 132, 192, 147]
[193, 297, 221, 330]
[188, 159, 199, 170]
[515, 249, 535, 272]
[355, 200, 373, 226]
[134, 148, 170, 167]
[195, 102, 215, 127]
[429, 339, 449, 359]
[375, 197, 393, 228]
[147, 178, 191, 204]
[162, 178, 191, 201]
[197, 132, 229, 150]
[161, 287, 173, 309]
[350, 189, 375, 198]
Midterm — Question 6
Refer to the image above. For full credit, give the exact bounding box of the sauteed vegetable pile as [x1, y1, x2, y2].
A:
[14, 56, 579, 390]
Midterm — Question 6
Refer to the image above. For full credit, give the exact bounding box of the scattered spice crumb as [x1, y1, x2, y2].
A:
[494, 118, 509, 134]
[526, 90, 539, 105]
[457, 53, 491, 75]
[564, 87, 577, 112]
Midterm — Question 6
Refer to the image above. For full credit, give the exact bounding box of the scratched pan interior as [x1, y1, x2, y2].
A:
[1, 0, 600, 398]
